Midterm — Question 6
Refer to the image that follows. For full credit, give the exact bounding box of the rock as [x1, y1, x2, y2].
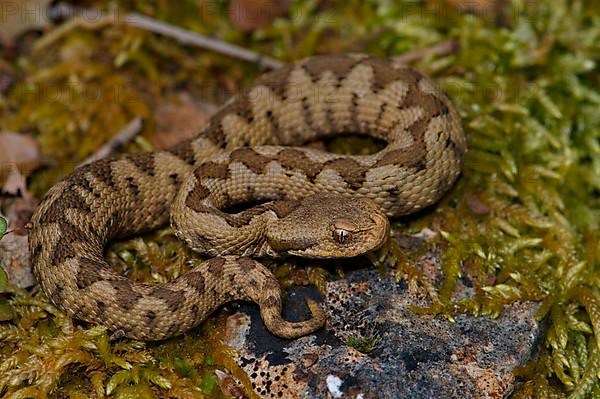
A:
[0, 233, 35, 288]
[223, 236, 544, 399]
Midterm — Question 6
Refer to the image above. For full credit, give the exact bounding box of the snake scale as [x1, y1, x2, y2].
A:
[29, 54, 466, 341]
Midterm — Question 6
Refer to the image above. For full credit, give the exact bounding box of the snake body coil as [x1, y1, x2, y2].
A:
[29, 54, 466, 340]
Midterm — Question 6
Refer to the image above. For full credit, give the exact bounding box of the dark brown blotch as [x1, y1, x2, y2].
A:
[203, 123, 227, 148]
[145, 310, 157, 324]
[167, 141, 196, 166]
[301, 95, 318, 133]
[238, 257, 257, 273]
[149, 287, 184, 312]
[265, 199, 301, 218]
[185, 195, 247, 228]
[129, 152, 156, 176]
[225, 206, 269, 228]
[255, 63, 295, 98]
[406, 117, 432, 148]
[166, 319, 185, 337]
[73, 174, 94, 196]
[41, 187, 89, 225]
[348, 92, 361, 131]
[125, 176, 140, 198]
[184, 183, 211, 212]
[191, 303, 201, 320]
[363, 57, 423, 93]
[111, 279, 143, 310]
[396, 81, 449, 143]
[324, 158, 368, 189]
[50, 220, 87, 265]
[418, 93, 450, 117]
[207, 256, 226, 275]
[48, 283, 64, 305]
[169, 173, 180, 187]
[374, 101, 388, 130]
[194, 161, 229, 180]
[230, 148, 271, 175]
[276, 149, 322, 180]
[446, 137, 465, 162]
[31, 243, 43, 265]
[84, 158, 117, 189]
[302, 54, 360, 84]
[218, 95, 254, 127]
[75, 257, 107, 289]
[186, 271, 206, 295]
[96, 300, 106, 317]
[373, 148, 426, 169]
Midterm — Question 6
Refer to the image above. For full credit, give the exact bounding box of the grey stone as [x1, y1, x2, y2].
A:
[222, 234, 544, 399]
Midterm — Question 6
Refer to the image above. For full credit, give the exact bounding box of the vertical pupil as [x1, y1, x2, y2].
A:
[334, 229, 350, 243]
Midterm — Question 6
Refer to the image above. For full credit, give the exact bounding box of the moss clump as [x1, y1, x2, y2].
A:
[346, 335, 381, 354]
[1, 0, 599, 397]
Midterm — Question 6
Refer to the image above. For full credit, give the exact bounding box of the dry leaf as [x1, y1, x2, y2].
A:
[228, 0, 289, 31]
[3, 190, 37, 230]
[2, 165, 27, 195]
[465, 192, 491, 215]
[0, 0, 53, 42]
[151, 93, 217, 149]
[215, 370, 249, 399]
[0, 131, 40, 195]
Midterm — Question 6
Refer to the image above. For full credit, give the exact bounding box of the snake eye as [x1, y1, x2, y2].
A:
[334, 228, 352, 244]
[332, 219, 357, 244]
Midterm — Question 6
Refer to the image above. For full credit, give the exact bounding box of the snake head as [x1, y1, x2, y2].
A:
[267, 194, 390, 258]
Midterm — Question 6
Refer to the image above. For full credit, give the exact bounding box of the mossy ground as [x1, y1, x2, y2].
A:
[0, 0, 599, 397]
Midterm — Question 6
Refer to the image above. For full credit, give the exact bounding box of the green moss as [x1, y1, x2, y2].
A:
[1, 0, 599, 397]
[346, 335, 380, 354]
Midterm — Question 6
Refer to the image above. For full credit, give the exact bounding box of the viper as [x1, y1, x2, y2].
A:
[29, 54, 466, 340]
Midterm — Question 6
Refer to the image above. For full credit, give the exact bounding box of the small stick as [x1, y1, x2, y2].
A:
[80, 117, 143, 166]
[43, 3, 283, 70]
[128, 13, 283, 70]
[393, 39, 460, 65]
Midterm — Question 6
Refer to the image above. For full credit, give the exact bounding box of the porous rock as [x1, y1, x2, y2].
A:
[223, 234, 544, 399]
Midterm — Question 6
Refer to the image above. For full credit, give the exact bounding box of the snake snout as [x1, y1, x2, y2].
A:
[369, 211, 391, 250]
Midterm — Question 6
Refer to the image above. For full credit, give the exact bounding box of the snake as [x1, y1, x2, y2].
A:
[29, 54, 466, 341]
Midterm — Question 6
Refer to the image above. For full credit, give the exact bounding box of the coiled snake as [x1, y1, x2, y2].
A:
[29, 54, 466, 340]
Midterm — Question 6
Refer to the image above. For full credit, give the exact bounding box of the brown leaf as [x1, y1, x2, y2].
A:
[215, 370, 249, 399]
[0, 0, 53, 43]
[228, 0, 290, 31]
[465, 192, 491, 215]
[0, 131, 40, 194]
[151, 93, 217, 150]
[2, 165, 27, 195]
[3, 191, 37, 229]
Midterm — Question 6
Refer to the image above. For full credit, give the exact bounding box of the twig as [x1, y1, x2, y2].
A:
[80, 117, 143, 166]
[128, 13, 283, 70]
[393, 39, 460, 65]
[41, 3, 283, 70]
